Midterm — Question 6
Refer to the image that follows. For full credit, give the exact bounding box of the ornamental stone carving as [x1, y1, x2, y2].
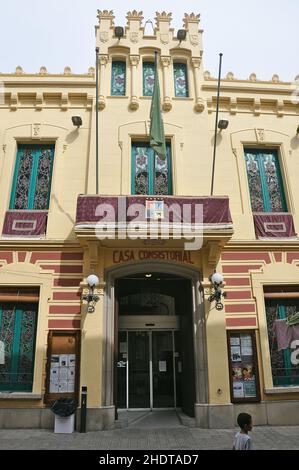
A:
[191, 57, 202, 69]
[249, 73, 257, 81]
[15, 66, 23, 75]
[226, 72, 234, 80]
[99, 55, 109, 66]
[183, 12, 200, 28]
[64, 66, 72, 75]
[97, 10, 115, 24]
[126, 10, 143, 26]
[99, 32, 109, 43]
[129, 55, 140, 66]
[190, 34, 199, 46]
[160, 34, 170, 44]
[39, 66, 47, 75]
[255, 128, 265, 142]
[155, 11, 172, 21]
[130, 32, 139, 43]
[160, 56, 171, 68]
[162, 98, 172, 112]
[129, 98, 139, 111]
[194, 98, 205, 113]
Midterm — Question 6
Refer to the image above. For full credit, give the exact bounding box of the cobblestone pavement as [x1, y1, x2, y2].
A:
[0, 425, 299, 450]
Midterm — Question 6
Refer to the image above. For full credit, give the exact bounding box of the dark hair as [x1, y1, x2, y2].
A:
[237, 412, 252, 429]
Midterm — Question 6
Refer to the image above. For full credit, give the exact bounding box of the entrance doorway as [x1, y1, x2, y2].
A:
[115, 272, 195, 416]
[117, 330, 182, 409]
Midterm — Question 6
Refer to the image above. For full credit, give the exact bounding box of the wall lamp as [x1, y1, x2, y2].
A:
[114, 26, 124, 39]
[177, 29, 187, 43]
[218, 119, 229, 131]
[208, 272, 226, 311]
[82, 274, 100, 313]
[72, 116, 82, 128]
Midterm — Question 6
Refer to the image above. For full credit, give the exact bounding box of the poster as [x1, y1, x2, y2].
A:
[233, 381, 244, 398]
[230, 337, 240, 346]
[0, 341, 5, 365]
[232, 365, 243, 381]
[231, 346, 242, 362]
[242, 365, 254, 381]
[244, 380, 257, 398]
[50, 381, 59, 393]
[146, 200, 164, 219]
[50, 367, 59, 381]
[59, 355, 68, 367]
[67, 367, 75, 381]
[51, 355, 60, 367]
[68, 354, 76, 366]
[159, 361, 167, 372]
[59, 381, 68, 393]
[67, 382, 75, 393]
[59, 367, 68, 380]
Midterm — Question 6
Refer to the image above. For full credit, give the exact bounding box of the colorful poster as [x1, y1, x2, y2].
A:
[232, 365, 243, 381]
[233, 381, 244, 398]
[244, 380, 257, 398]
[242, 365, 254, 381]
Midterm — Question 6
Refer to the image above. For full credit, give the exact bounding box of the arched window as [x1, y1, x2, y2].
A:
[111, 60, 126, 96]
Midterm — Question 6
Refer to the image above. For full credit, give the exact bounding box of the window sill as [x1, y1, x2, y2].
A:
[107, 95, 129, 99]
[264, 387, 299, 394]
[0, 393, 42, 400]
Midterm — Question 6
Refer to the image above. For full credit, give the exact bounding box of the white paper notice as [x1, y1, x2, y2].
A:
[50, 368, 59, 380]
[241, 336, 253, 355]
[51, 355, 60, 367]
[67, 367, 75, 381]
[159, 361, 167, 372]
[59, 367, 68, 381]
[68, 354, 76, 367]
[231, 346, 242, 362]
[59, 381, 68, 393]
[233, 381, 244, 398]
[230, 337, 240, 346]
[59, 355, 68, 367]
[67, 381, 75, 393]
[50, 382, 60, 393]
[0, 341, 5, 365]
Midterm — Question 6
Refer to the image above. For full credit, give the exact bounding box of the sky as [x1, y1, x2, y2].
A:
[0, 0, 298, 81]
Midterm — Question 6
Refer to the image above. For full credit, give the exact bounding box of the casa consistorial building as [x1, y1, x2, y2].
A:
[0, 9, 299, 430]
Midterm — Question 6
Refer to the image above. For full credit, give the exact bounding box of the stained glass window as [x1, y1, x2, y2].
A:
[131, 143, 172, 195]
[10, 145, 54, 210]
[143, 62, 155, 96]
[111, 61, 126, 96]
[244, 149, 287, 212]
[265, 298, 299, 386]
[173, 63, 189, 97]
[0, 303, 38, 391]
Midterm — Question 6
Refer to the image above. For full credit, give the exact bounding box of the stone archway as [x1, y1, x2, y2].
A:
[101, 261, 209, 424]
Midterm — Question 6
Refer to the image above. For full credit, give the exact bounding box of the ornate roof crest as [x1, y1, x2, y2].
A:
[126, 10, 144, 20]
[97, 10, 115, 24]
[183, 13, 200, 27]
[155, 11, 172, 21]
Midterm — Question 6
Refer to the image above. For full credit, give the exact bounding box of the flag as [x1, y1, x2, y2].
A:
[149, 52, 166, 160]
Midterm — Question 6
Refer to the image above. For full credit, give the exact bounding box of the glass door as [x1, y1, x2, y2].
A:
[128, 331, 150, 408]
[152, 331, 174, 408]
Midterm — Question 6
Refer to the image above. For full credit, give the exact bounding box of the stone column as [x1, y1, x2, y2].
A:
[191, 57, 205, 113]
[129, 55, 140, 110]
[161, 56, 172, 112]
[98, 54, 109, 110]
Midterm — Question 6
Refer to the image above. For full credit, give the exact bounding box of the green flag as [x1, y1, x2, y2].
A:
[149, 53, 166, 160]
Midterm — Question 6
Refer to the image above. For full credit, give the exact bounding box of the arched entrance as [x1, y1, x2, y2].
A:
[102, 262, 208, 422]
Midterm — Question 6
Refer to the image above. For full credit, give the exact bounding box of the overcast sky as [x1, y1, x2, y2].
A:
[0, 0, 298, 81]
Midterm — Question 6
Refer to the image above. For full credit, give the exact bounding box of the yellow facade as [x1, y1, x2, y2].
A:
[0, 10, 299, 429]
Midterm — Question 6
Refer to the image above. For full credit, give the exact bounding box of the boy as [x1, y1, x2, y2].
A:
[233, 412, 253, 450]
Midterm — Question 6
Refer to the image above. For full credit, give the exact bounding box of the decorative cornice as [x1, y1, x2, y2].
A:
[97, 10, 115, 24]
[155, 11, 172, 22]
[183, 12, 200, 28]
[126, 10, 143, 25]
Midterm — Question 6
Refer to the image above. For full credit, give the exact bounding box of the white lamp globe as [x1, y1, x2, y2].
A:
[87, 274, 100, 287]
[211, 272, 223, 285]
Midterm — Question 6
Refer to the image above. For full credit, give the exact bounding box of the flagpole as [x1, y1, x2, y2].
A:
[210, 53, 223, 196]
[95, 47, 99, 195]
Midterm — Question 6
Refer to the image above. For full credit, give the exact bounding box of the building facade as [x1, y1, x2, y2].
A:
[0, 10, 299, 429]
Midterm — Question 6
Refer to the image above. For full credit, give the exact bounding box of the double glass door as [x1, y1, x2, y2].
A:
[117, 330, 181, 409]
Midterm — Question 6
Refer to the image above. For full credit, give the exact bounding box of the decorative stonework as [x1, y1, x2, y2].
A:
[129, 55, 140, 67]
[160, 56, 171, 68]
[160, 34, 170, 44]
[162, 99, 172, 112]
[272, 74, 280, 82]
[183, 13, 200, 28]
[194, 98, 205, 113]
[129, 98, 139, 111]
[249, 73, 257, 81]
[255, 128, 265, 142]
[226, 72, 235, 80]
[10, 93, 18, 110]
[253, 98, 261, 116]
[99, 55, 109, 66]
[35, 93, 43, 111]
[97, 10, 115, 25]
[61, 93, 69, 111]
[191, 57, 202, 69]
[190, 34, 199, 46]
[229, 98, 237, 115]
[32, 123, 42, 139]
[204, 70, 211, 80]
[88, 67, 95, 76]
[39, 66, 47, 75]
[64, 66, 72, 75]
[155, 11, 172, 21]
[98, 96, 106, 111]
[99, 32, 109, 43]
[126, 10, 143, 26]
[130, 32, 139, 43]
[15, 66, 23, 75]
